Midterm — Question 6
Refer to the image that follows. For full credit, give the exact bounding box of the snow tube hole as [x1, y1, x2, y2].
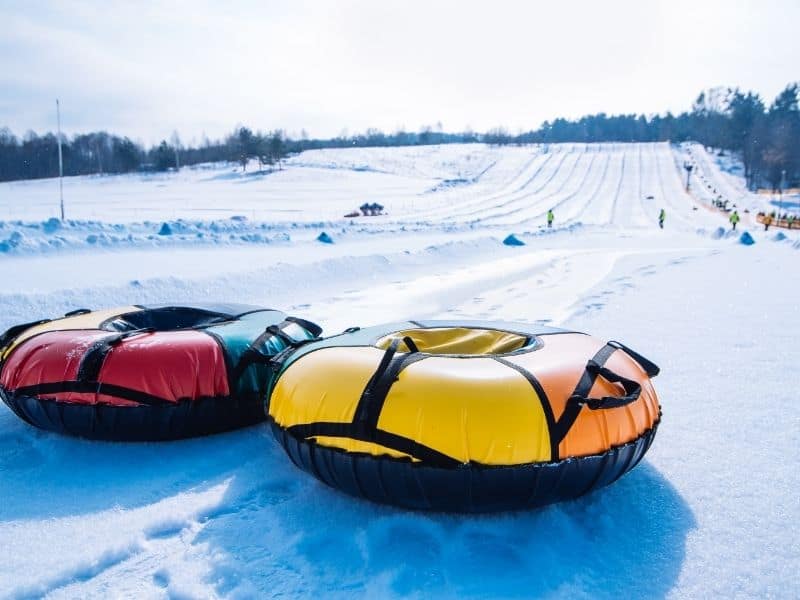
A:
[375, 327, 534, 355]
[103, 306, 233, 332]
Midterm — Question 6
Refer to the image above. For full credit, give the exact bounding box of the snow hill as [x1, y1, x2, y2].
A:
[0, 142, 798, 598]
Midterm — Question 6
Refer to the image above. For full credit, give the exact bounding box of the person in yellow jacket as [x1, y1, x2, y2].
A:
[763, 213, 772, 231]
[658, 208, 666, 229]
[547, 209, 554, 228]
[729, 210, 740, 231]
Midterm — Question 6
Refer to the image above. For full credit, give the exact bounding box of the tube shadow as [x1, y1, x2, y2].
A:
[0, 409, 694, 598]
[0, 409, 265, 521]
[193, 449, 695, 599]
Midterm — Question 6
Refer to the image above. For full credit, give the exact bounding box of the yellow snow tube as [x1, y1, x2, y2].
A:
[268, 320, 661, 512]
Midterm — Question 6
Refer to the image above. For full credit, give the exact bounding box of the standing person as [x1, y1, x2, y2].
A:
[763, 213, 772, 231]
[547, 209, 554, 228]
[729, 210, 740, 231]
[658, 208, 666, 229]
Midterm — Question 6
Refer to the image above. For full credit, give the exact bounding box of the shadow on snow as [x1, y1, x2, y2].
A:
[0, 406, 694, 598]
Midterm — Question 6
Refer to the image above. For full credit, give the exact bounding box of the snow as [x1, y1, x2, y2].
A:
[0, 142, 798, 598]
[678, 142, 800, 220]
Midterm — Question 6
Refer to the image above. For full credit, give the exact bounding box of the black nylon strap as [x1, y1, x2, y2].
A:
[354, 339, 426, 429]
[571, 361, 642, 410]
[551, 343, 617, 445]
[64, 308, 92, 317]
[76, 329, 154, 383]
[10, 381, 175, 407]
[0, 319, 52, 352]
[234, 319, 319, 381]
[230, 325, 286, 389]
[268, 345, 298, 373]
[354, 339, 401, 425]
[266, 319, 322, 347]
[285, 421, 461, 468]
[266, 324, 294, 345]
[401, 336, 419, 353]
[608, 340, 660, 377]
[284, 316, 323, 338]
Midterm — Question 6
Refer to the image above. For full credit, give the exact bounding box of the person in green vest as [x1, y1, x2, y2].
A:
[547, 209, 554, 228]
[658, 208, 666, 229]
[730, 210, 740, 231]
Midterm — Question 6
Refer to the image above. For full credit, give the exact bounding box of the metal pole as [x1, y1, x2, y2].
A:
[56, 99, 64, 221]
[683, 161, 693, 192]
[779, 169, 786, 223]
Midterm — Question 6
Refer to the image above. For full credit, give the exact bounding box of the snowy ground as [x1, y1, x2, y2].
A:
[0, 142, 798, 598]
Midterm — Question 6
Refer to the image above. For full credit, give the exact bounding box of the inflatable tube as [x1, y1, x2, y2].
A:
[268, 321, 661, 512]
[0, 304, 321, 440]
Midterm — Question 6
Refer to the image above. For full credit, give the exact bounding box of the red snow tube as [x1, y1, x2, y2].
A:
[0, 304, 321, 440]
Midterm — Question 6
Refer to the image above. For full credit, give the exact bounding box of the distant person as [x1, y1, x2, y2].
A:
[763, 213, 772, 231]
[729, 210, 740, 231]
[547, 209, 554, 228]
[788, 215, 795, 230]
[658, 208, 666, 229]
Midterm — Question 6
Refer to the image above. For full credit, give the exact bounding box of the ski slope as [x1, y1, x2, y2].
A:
[0, 142, 798, 599]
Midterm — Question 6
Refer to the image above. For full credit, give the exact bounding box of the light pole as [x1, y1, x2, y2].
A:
[683, 161, 694, 192]
[56, 99, 65, 221]
[779, 169, 786, 219]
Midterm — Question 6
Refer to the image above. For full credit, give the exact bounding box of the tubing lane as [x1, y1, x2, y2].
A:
[535, 148, 611, 227]
[557, 146, 617, 227]
[419, 149, 558, 222]
[413, 148, 553, 221]
[451, 146, 574, 222]
[475, 147, 589, 225]
[633, 143, 660, 228]
[628, 143, 655, 227]
[653, 143, 702, 229]
[609, 148, 627, 225]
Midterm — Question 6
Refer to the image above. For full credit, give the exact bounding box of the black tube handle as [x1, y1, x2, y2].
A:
[284, 316, 323, 339]
[112, 328, 155, 344]
[569, 360, 642, 410]
[608, 340, 660, 377]
[401, 336, 419, 353]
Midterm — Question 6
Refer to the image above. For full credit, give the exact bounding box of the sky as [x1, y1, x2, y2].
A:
[1, 0, 798, 145]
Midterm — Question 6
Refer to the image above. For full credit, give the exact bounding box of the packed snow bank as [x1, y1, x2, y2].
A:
[0, 236, 512, 329]
[0, 217, 301, 256]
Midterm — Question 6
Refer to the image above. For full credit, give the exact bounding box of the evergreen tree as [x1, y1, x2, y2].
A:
[152, 141, 174, 171]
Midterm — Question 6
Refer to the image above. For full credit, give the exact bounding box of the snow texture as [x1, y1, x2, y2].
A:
[0, 142, 798, 598]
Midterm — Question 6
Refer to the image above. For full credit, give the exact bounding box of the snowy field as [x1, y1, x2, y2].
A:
[0, 142, 798, 598]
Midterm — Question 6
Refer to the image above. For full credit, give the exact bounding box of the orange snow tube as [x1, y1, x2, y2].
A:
[268, 320, 661, 512]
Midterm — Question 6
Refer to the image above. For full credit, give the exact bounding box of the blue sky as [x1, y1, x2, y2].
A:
[1, 0, 798, 144]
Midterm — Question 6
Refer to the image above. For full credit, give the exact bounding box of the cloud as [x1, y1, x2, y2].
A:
[1, 0, 799, 142]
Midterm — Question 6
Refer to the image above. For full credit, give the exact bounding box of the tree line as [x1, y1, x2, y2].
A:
[491, 83, 799, 190]
[1, 82, 797, 189]
[0, 126, 291, 182]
